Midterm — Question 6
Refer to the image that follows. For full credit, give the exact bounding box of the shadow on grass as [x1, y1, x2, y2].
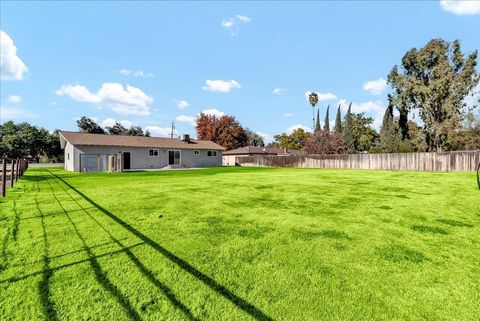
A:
[1, 243, 144, 285]
[44, 176, 142, 321]
[411, 225, 448, 235]
[436, 219, 473, 228]
[34, 177, 59, 321]
[51, 178, 199, 321]
[293, 229, 352, 241]
[47, 170, 274, 321]
[377, 244, 428, 264]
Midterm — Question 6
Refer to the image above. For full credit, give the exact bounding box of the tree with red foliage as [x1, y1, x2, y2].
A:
[304, 130, 347, 155]
[195, 113, 248, 150]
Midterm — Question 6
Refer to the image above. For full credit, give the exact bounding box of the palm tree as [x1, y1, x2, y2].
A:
[308, 92, 319, 130]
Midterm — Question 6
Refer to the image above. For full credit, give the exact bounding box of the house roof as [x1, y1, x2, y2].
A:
[59, 131, 225, 150]
[223, 146, 306, 155]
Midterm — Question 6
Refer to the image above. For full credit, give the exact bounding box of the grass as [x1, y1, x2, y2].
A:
[1, 166, 479, 321]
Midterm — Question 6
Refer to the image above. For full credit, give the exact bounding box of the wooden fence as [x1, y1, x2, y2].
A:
[235, 150, 480, 172]
[1, 158, 29, 197]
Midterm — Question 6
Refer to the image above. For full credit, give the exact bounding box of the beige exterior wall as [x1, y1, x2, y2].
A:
[222, 154, 250, 166]
[64, 144, 222, 172]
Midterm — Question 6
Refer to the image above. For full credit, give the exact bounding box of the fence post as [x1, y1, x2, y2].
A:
[1, 159, 6, 197]
[15, 158, 20, 182]
[10, 159, 15, 188]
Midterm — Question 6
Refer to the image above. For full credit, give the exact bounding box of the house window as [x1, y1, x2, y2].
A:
[207, 150, 217, 157]
[67, 153, 70, 160]
[194, 150, 200, 155]
[149, 149, 159, 156]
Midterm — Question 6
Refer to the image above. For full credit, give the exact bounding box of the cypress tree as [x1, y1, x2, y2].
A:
[334, 104, 342, 133]
[379, 95, 403, 152]
[344, 102, 355, 151]
[315, 109, 321, 132]
[324, 105, 330, 132]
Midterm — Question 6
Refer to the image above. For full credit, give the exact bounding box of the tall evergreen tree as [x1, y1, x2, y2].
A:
[376, 96, 406, 153]
[343, 103, 355, 151]
[315, 109, 321, 132]
[324, 105, 330, 132]
[334, 104, 342, 133]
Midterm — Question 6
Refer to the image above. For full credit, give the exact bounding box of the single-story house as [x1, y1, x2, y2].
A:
[222, 146, 306, 166]
[59, 131, 225, 172]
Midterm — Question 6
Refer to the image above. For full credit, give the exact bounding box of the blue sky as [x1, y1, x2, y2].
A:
[1, 1, 479, 141]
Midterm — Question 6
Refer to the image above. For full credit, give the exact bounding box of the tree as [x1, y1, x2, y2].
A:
[350, 113, 380, 152]
[387, 39, 479, 151]
[376, 101, 403, 153]
[126, 126, 146, 136]
[334, 105, 342, 133]
[195, 113, 248, 150]
[458, 112, 480, 150]
[196, 113, 218, 141]
[343, 103, 354, 151]
[245, 128, 265, 147]
[272, 128, 310, 150]
[76, 116, 105, 134]
[315, 109, 321, 133]
[107, 121, 128, 135]
[305, 130, 347, 155]
[324, 105, 330, 132]
[0, 121, 62, 161]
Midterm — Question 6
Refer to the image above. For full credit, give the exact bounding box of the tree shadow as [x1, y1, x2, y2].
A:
[47, 170, 274, 321]
[44, 176, 142, 321]
[51, 178, 199, 321]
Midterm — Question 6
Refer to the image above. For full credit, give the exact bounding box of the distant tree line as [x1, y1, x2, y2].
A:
[271, 38, 480, 154]
[76, 116, 151, 136]
[0, 121, 63, 162]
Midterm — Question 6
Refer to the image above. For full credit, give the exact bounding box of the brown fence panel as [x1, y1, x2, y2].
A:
[1, 158, 29, 197]
[235, 151, 480, 172]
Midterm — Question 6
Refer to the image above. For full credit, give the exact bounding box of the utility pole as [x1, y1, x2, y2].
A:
[170, 120, 175, 139]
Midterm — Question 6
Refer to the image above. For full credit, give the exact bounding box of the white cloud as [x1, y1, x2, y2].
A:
[221, 14, 251, 36]
[7, 95, 21, 103]
[1, 30, 28, 80]
[283, 112, 294, 117]
[175, 114, 195, 125]
[286, 124, 312, 134]
[1, 107, 35, 119]
[337, 98, 386, 129]
[440, 0, 480, 15]
[236, 14, 251, 22]
[203, 79, 241, 93]
[201, 108, 225, 117]
[145, 126, 176, 137]
[363, 78, 387, 95]
[56, 83, 153, 116]
[101, 118, 133, 129]
[118, 69, 154, 78]
[221, 19, 235, 28]
[256, 131, 273, 143]
[273, 88, 286, 95]
[175, 99, 189, 109]
[305, 91, 337, 102]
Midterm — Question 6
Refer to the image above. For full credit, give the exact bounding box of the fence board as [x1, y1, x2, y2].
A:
[235, 151, 480, 172]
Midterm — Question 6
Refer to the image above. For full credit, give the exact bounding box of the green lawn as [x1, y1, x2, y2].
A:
[1, 167, 479, 321]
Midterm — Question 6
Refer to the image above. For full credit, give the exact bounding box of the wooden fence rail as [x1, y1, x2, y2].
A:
[235, 150, 480, 172]
[1, 158, 29, 197]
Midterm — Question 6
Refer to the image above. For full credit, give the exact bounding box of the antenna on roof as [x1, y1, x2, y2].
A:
[171, 120, 175, 139]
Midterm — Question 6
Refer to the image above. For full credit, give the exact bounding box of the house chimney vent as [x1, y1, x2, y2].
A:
[182, 134, 190, 142]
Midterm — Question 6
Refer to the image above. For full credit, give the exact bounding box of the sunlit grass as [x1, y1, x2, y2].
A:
[1, 167, 479, 320]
